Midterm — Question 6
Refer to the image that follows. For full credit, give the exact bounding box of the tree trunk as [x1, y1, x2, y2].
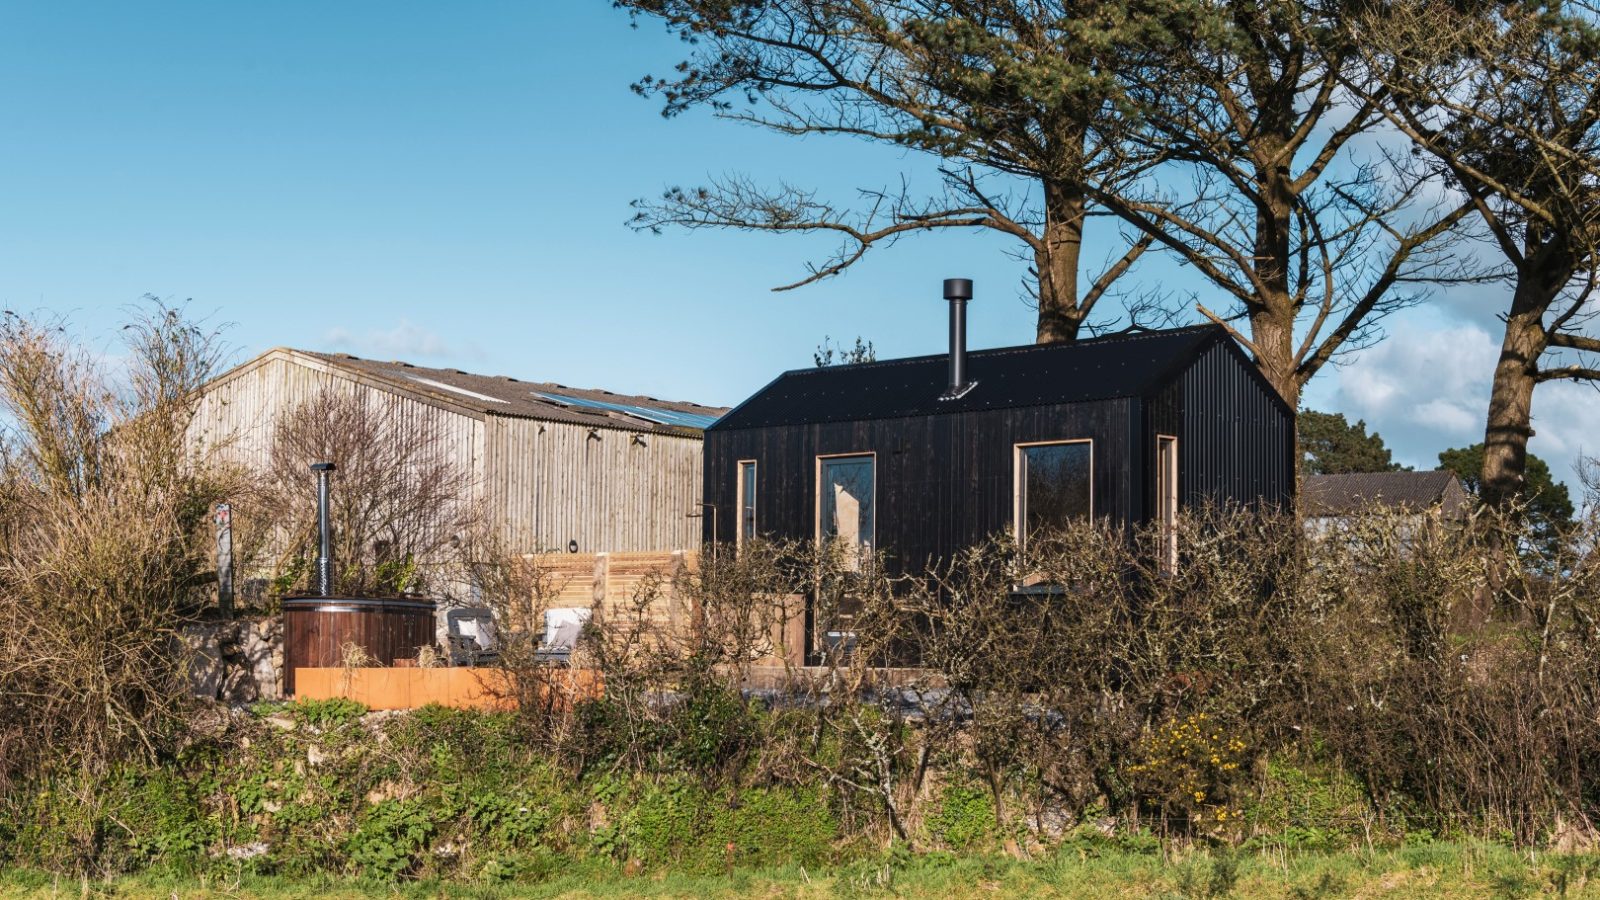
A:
[1480, 276, 1554, 509]
[1035, 181, 1086, 343]
[1248, 308, 1300, 411]
[1247, 156, 1301, 411]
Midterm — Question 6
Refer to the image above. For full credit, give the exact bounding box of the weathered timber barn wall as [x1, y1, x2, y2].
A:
[190, 348, 718, 556]
[704, 325, 1295, 576]
[483, 417, 703, 554]
[190, 351, 484, 482]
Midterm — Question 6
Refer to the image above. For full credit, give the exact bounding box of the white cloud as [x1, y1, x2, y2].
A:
[322, 319, 459, 360]
[1524, 380, 1600, 466]
[1311, 309, 1600, 488]
[1331, 317, 1495, 432]
[1412, 398, 1480, 433]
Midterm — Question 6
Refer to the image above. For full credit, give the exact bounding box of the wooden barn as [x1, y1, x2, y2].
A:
[702, 281, 1296, 581]
[191, 348, 724, 557]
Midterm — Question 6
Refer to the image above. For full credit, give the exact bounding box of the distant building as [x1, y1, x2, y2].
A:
[1302, 470, 1472, 533]
[1305, 470, 1465, 547]
[190, 348, 725, 556]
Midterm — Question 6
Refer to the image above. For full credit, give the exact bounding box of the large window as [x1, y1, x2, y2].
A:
[1157, 435, 1178, 574]
[737, 460, 758, 547]
[818, 454, 875, 570]
[1014, 440, 1093, 548]
[816, 453, 874, 661]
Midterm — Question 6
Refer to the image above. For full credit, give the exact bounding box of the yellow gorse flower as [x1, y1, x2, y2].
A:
[1125, 712, 1249, 827]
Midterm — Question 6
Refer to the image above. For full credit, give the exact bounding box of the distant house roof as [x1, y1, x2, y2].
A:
[208, 348, 728, 436]
[714, 325, 1274, 430]
[1303, 471, 1473, 518]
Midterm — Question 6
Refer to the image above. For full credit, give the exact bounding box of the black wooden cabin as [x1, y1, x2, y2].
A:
[703, 284, 1296, 581]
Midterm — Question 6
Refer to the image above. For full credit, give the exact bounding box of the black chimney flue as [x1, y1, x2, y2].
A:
[310, 462, 336, 597]
[941, 278, 976, 400]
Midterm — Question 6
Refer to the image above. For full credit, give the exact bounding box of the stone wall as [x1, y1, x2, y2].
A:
[184, 616, 284, 704]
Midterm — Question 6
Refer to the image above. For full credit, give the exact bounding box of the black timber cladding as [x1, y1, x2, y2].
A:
[1149, 338, 1296, 515]
[705, 324, 1296, 571]
[706, 401, 1137, 572]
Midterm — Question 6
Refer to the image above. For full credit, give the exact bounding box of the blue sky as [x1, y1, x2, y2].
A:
[2, 2, 1594, 487]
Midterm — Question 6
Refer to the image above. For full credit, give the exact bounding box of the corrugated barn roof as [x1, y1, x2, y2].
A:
[1303, 471, 1472, 517]
[712, 325, 1231, 429]
[296, 351, 728, 435]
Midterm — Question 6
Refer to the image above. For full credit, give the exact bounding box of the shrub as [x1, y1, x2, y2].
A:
[9, 457, 1600, 880]
[0, 302, 240, 797]
[1124, 713, 1249, 835]
[347, 798, 437, 880]
[289, 697, 368, 729]
[926, 782, 998, 851]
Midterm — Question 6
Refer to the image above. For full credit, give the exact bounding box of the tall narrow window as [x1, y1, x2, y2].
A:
[737, 460, 758, 547]
[818, 454, 875, 570]
[1014, 440, 1093, 550]
[1157, 435, 1178, 574]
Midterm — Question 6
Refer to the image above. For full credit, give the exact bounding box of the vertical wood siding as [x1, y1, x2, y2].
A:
[282, 599, 436, 696]
[1170, 341, 1296, 511]
[706, 335, 1296, 576]
[703, 400, 1134, 575]
[189, 354, 484, 479]
[483, 417, 703, 553]
[189, 352, 703, 555]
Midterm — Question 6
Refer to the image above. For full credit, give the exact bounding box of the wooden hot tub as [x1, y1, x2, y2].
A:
[282, 596, 436, 696]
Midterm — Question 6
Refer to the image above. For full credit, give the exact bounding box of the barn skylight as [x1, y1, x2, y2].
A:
[531, 390, 720, 429]
[407, 376, 508, 404]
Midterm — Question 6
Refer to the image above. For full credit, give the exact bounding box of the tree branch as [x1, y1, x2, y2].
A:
[1196, 303, 1263, 359]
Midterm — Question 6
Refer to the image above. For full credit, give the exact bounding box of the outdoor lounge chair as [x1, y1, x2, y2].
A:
[445, 607, 499, 666]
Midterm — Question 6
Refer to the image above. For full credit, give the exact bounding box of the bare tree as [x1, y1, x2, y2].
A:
[1349, 0, 1600, 508]
[239, 386, 477, 598]
[1091, 0, 1479, 410]
[616, 0, 1176, 340]
[618, 1, 1481, 406]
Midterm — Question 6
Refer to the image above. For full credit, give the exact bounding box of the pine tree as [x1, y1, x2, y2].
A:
[1299, 410, 1406, 475]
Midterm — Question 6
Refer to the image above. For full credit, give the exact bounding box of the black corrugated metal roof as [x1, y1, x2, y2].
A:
[712, 325, 1229, 430]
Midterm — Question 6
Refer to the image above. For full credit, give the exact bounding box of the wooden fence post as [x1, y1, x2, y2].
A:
[667, 550, 689, 637]
[591, 552, 609, 626]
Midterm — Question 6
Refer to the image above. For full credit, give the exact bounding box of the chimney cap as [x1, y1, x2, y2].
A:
[943, 278, 973, 301]
[310, 461, 337, 472]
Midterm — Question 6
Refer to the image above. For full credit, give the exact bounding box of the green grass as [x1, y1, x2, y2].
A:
[7, 841, 1600, 899]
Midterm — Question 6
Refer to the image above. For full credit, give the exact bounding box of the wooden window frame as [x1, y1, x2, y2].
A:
[1012, 438, 1095, 553]
[1156, 434, 1179, 575]
[814, 452, 878, 552]
[812, 452, 877, 663]
[736, 459, 758, 550]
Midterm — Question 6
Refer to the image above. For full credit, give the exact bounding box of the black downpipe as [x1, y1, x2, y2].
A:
[942, 277, 975, 400]
[311, 461, 336, 597]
